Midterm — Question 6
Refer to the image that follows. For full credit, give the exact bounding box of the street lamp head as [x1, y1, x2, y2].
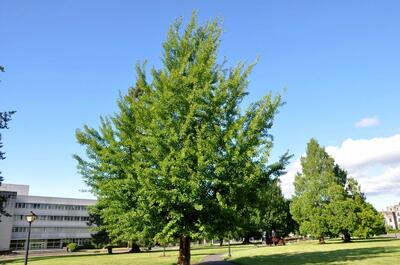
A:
[26, 211, 37, 223]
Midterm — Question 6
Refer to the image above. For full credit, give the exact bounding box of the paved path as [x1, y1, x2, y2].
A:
[195, 253, 235, 265]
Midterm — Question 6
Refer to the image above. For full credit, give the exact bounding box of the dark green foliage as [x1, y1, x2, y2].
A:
[87, 206, 111, 248]
[75, 14, 287, 264]
[290, 139, 385, 243]
[240, 172, 297, 242]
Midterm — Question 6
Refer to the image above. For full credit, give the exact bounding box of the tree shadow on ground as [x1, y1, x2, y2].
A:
[194, 254, 235, 265]
[325, 238, 399, 245]
[231, 246, 399, 265]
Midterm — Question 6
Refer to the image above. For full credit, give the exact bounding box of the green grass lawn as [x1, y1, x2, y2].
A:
[2, 238, 399, 265]
[1, 245, 252, 265]
[227, 238, 400, 265]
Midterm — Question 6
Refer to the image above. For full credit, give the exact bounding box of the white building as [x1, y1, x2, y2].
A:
[0, 184, 96, 251]
[382, 203, 400, 230]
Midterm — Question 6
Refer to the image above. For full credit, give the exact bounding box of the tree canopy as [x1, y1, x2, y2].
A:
[290, 139, 385, 243]
[75, 14, 289, 264]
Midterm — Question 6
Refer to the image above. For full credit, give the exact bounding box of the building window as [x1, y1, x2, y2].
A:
[15, 203, 26, 208]
[47, 239, 61, 249]
[10, 240, 25, 250]
[30, 240, 46, 249]
[12, 227, 28, 233]
[14, 203, 88, 211]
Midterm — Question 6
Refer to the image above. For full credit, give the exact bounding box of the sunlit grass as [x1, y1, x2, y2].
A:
[227, 238, 400, 265]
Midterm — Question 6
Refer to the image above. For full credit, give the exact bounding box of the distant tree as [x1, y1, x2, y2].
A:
[240, 171, 296, 243]
[290, 139, 343, 243]
[75, 14, 287, 265]
[279, 199, 299, 237]
[290, 139, 385, 243]
[328, 177, 385, 240]
[261, 179, 298, 238]
[0, 65, 16, 220]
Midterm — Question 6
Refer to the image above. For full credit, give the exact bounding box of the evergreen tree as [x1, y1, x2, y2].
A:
[75, 14, 288, 264]
[290, 139, 385, 243]
[290, 139, 344, 243]
[328, 177, 385, 240]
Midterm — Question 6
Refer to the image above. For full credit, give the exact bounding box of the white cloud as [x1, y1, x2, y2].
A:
[355, 117, 380, 128]
[280, 158, 301, 196]
[281, 134, 400, 199]
[355, 166, 400, 195]
[326, 134, 400, 170]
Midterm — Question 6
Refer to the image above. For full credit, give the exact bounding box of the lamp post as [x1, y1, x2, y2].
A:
[24, 211, 37, 265]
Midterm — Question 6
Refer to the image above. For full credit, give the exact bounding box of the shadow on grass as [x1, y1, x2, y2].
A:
[349, 238, 400, 244]
[4, 246, 233, 264]
[194, 254, 235, 265]
[231, 246, 400, 265]
[323, 237, 400, 245]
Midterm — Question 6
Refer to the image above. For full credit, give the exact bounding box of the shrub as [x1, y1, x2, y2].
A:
[67, 242, 78, 252]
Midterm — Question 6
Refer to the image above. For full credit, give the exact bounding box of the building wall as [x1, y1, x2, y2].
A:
[0, 184, 96, 251]
[0, 191, 17, 251]
[0, 184, 29, 195]
[382, 203, 400, 230]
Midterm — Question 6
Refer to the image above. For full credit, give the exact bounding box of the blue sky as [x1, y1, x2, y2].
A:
[1, 0, 400, 210]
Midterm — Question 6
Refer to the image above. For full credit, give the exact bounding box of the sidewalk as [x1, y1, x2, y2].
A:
[196, 254, 235, 265]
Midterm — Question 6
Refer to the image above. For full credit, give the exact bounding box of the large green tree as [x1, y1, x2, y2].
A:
[75, 15, 288, 265]
[290, 139, 384, 243]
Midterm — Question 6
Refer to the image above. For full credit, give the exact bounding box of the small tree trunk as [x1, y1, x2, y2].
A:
[318, 236, 325, 244]
[177, 236, 190, 265]
[163, 245, 166, 257]
[129, 241, 141, 253]
[342, 232, 351, 243]
[106, 246, 112, 254]
[219, 238, 223, 246]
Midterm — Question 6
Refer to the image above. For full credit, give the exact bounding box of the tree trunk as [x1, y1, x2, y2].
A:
[318, 235, 325, 244]
[242, 236, 251, 244]
[129, 242, 141, 253]
[342, 231, 351, 243]
[106, 246, 112, 254]
[219, 238, 223, 246]
[177, 236, 190, 265]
